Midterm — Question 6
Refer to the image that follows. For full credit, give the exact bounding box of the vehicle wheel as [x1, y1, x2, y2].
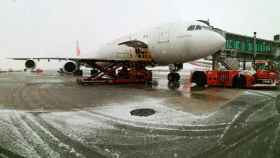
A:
[191, 71, 207, 87]
[233, 76, 246, 88]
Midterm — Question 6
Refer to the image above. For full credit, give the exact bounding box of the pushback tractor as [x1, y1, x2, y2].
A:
[191, 60, 280, 89]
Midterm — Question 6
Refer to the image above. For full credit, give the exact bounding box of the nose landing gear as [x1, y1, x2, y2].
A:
[167, 63, 183, 89]
[168, 72, 180, 82]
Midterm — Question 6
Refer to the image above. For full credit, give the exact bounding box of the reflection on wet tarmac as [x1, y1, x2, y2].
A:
[276, 95, 280, 113]
[0, 71, 279, 158]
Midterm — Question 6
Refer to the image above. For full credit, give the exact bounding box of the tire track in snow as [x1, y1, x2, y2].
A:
[32, 114, 111, 158]
[0, 145, 25, 158]
[21, 113, 86, 158]
[193, 98, 280, 158]
[82, 111, 226, 137]
[10, 112, 60, 158]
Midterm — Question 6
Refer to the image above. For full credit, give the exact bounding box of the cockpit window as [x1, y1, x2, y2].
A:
[195, 25, 202, 30]
[188, 25, 212, 31]
[187, 25, 196, 31]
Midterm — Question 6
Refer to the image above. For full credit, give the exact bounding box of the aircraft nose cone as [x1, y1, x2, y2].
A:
[211, 32, 226, 51]
[194, 31, 226, 58]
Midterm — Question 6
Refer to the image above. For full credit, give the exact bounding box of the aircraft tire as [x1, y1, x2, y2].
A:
[168, 81, 180, 89]
[168, 73, 180, 82]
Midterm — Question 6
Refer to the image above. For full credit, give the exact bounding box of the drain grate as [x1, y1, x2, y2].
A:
[130, 108, 156, 117]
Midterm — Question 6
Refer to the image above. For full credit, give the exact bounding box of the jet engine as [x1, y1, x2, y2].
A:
[25, 60, 36, 69]
[63, 61, 79, 73]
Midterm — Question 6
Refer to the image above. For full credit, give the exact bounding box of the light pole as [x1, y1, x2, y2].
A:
[253, 32, 257, 65]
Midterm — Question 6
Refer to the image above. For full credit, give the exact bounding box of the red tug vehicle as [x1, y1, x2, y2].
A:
[191, 60, 280, 89]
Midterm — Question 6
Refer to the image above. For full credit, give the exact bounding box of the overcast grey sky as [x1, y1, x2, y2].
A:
[0, 0, 279, 69]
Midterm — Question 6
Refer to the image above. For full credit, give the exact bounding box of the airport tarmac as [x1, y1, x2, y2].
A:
[0, 70, 279, 158]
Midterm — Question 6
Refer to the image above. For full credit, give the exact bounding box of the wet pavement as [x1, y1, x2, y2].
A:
[0, 70, 279, 158]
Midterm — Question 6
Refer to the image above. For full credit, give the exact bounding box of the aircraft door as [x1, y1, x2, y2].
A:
[157, 27, 170, 43]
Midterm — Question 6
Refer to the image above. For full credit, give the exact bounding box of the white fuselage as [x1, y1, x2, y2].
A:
[92, 21, 225, 66]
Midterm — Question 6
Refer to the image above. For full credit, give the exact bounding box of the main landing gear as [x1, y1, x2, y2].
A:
[167, 63, 183, 89]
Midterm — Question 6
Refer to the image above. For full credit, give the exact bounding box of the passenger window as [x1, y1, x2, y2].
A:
[187, 25, 195, 31]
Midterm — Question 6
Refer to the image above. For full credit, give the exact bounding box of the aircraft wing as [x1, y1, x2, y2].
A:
[9, 57, 75, 61]
[9, 40, 151, 63]
[8, 57, 136, 63]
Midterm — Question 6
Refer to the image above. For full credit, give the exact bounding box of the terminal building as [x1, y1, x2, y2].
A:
[221, 31, 280, 60]
[211, 27, 280, 70]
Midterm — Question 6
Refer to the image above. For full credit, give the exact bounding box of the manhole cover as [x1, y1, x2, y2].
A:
[130, 108, 156, 117]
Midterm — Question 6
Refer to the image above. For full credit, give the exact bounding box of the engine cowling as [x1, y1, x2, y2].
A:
[25, 60, 36, 69]
[63, 61, 78, 73]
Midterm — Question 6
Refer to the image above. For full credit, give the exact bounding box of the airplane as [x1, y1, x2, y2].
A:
[10, 20, 225, 83]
